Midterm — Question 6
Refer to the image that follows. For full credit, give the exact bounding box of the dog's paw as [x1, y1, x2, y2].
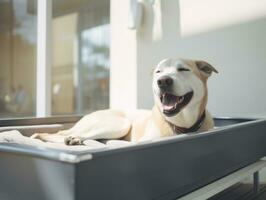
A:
[64, 136, 83, 145]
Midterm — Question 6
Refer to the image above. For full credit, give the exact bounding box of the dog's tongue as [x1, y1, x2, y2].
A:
[162, 93, 178, 110]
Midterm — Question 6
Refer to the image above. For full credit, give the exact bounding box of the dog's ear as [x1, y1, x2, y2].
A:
[195, 61, 218, 77]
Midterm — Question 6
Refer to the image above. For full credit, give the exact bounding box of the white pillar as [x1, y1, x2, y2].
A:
[36, 0, 52, 117]
[110, 0, 138, 110]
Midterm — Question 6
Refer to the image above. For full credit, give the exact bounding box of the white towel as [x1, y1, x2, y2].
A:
[0, 130, 107, 152]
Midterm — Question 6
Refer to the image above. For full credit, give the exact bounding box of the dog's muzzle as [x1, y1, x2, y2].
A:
[159, 91, 194, 117]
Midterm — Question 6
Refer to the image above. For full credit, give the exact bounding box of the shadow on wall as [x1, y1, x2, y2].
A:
[139, 0, 266, 41]
[137, 0, 266, 117]
[138, 0, 181, 43]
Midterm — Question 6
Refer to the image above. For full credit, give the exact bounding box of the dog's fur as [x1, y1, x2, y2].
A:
[32, 58, 218, 145]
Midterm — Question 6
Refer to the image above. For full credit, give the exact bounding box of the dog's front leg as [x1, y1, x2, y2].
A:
[32, 110, 132, 146]
[64, 124, 131, 146]
[31, 129, 72, 143]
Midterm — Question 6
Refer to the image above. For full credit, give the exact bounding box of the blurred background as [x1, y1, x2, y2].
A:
[0, 0, 110, 117]
[0, 0, 266, 118]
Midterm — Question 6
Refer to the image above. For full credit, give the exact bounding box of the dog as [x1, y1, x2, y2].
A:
[32, 58, 218, 145]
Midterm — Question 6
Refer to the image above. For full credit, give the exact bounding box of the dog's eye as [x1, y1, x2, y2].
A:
[155, 70, 161, 73]
[178, 68, 190, 72]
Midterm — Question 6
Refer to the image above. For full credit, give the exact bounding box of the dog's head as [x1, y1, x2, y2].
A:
[152, 58, 218, 126]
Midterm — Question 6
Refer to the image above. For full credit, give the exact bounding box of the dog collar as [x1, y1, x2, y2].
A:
[169, 111, 206, 134]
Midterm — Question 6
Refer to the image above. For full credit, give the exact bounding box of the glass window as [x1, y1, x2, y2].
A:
[52, 0, 110, 115]
[0, 0, 37, 118]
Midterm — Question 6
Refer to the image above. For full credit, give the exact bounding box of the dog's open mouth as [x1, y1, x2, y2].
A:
[160, 91, 193, 116]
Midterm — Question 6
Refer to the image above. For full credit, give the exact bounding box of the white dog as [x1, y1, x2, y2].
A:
[32, 58, 218, 145]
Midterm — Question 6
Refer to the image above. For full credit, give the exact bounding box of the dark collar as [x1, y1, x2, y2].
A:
[169, 111, 206, 134]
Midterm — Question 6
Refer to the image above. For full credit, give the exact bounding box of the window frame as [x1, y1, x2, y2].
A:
[36, 0, 52, 117]
[36, 0, 111, 117]
[0, 0, 112, 119]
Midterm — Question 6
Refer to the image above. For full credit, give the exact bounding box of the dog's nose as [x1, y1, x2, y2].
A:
[157, 76, 173, 88]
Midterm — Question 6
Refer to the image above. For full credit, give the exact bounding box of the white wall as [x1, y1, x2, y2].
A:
[136, 0, 266, 117]
[111, 0, 266, 117]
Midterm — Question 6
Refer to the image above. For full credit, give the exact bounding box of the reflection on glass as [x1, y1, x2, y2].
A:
[52, 0, 110, 115]
[0, 0, 37, 118]
[81, 24, 110, 113]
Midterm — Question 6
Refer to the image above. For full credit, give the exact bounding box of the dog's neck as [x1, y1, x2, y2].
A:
[168, 111, 206, 134]
[152, 103, 207, 135]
